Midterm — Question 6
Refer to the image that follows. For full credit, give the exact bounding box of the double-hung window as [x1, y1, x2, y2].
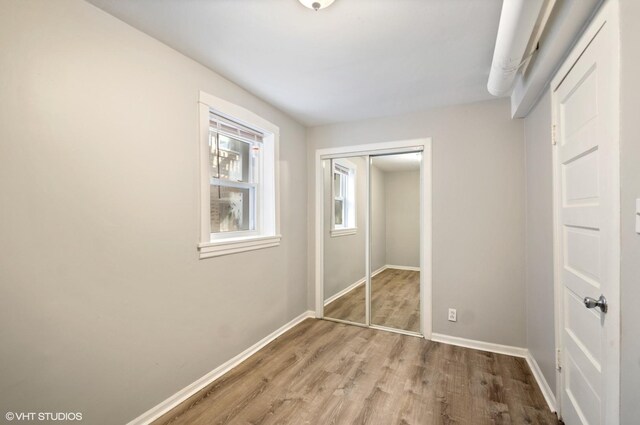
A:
[331, 159, 356, 237]
[209, 116, 260, 235]
[198, 92, 280, 258]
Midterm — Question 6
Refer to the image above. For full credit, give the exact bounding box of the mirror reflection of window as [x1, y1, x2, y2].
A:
[331, 160, 356, 231]
[334, 200, 343, 226]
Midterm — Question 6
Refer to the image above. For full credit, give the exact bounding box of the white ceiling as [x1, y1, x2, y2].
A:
[372, 153, 421, 172]
[87, 0, 504, 126]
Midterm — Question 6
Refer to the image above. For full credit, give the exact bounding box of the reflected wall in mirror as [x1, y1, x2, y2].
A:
[370, 152, 421, 332]
[323, 156, 366, 324]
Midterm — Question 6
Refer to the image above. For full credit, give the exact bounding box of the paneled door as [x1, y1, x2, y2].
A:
[552, 4, 619, 424]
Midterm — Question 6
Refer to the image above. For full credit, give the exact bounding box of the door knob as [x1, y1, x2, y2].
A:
[583, 295, 608, 313]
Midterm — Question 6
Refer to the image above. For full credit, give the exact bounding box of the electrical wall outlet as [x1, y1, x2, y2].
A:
[448, 308, 457, 322]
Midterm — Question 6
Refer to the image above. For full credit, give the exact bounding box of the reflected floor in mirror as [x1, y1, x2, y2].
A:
[324, 268, 420, 332]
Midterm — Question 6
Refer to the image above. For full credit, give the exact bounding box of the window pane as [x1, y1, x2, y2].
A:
[333, 172, 342, 198]
[211, 133, 252, 182]
[210, 185, 254, 233]
[210, 132, 219, 179]
[334, 199, 344, 226]
[341, 173, 348, 200]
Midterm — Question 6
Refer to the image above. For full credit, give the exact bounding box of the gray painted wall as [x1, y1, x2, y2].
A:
[0, 1, 308, 423]
[523, 92, 557, 394]
[385, 170, 420, 268]
[323, 157, 367, 300]
[307, 98, 527, 347]
[619, 0, 640, 421]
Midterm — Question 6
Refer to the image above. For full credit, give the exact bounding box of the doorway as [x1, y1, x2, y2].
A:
[314, 139, 432, 338]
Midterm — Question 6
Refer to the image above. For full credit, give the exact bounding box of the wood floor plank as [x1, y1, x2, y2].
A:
[155, 319, 559, 425]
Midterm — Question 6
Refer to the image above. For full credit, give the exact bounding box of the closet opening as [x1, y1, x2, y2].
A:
[314, 139, 432, 338]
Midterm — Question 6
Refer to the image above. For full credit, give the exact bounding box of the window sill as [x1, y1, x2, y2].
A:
[330, 228, 357, 238]
[198, 234, 281, 259]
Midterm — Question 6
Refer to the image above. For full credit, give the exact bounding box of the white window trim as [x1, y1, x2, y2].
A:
[330, 158, 357, 237]
[330, 227, 358, 237]
[198, 91, 280, 258]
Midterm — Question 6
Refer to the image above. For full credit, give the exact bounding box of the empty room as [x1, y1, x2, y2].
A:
[1, 0, 639, 424]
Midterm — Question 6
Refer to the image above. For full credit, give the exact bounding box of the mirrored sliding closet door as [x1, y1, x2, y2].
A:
[370, 153, 421, 333]
[321, 147, 423, 336]
[322, 156, 367, 325]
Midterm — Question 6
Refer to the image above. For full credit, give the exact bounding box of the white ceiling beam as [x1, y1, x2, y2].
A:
[510, 0, 603, 118]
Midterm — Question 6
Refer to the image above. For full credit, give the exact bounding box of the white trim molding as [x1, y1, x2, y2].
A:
[525, 351, 557, 413]
[198, 235, 281, 259]
[323, 266, 387, 306]
[127, 310, 315, 425]
[324, 278, 365, 306]
[330, 228, 357, 238]
[431, 333, 528, 358]
[385, 264, 420, 272]
[372, 265, 391, 276]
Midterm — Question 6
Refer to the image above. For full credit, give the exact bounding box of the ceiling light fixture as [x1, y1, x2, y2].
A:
[299, 0, 335, 11]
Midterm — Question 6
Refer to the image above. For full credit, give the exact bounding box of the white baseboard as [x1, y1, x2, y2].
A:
[372, 265, 387, 276]
[323, 278, 365, 306]
[431, 333, 556, 413]
[385, 264, 420, 271]
[127, 310, 315, 425]
[431, 333, 528, 358]
[323, 266, 387, 306]
[525, 351, 557, 413]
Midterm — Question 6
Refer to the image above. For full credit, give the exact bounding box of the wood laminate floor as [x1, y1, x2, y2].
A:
[324, 268, 420, 332]
[155, 319, 558, 425]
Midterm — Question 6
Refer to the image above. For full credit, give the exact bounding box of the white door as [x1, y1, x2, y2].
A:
[552, 3, 619, 425]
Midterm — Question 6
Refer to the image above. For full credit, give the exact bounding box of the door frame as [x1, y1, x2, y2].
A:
[550, 0, 620, 422]
[314, 138, 433, 339]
